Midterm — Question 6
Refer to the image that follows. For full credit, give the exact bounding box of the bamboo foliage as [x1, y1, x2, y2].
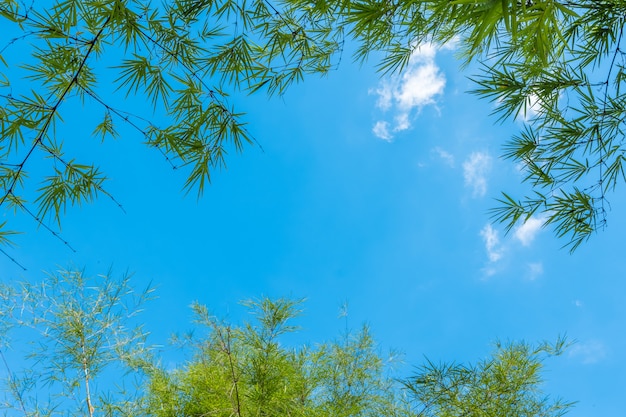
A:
[0, 0, 345, 257]
[2, 0, 623, 254]
[0, 271, 572, 416]
[146, 298, 406, 417]
[0, 269, 153, 416]
[145, 297, 571, 417]
[331, 0, 626, 250]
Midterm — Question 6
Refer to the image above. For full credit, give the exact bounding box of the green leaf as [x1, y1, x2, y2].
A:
[92, 111, 117, 141]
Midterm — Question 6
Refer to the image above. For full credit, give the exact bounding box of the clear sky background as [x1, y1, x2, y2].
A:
[1, 31, 625, 416]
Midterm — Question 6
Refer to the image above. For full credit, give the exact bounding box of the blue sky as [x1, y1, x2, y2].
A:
[1, 28, 625, 416]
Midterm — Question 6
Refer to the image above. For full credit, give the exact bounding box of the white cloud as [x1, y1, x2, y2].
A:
[480, 224, 502, 263]
[394, 113, 411, 131]
[375, 82, 393, 111]
[395, 55, 443, 113]
[569, 340, 607, 365]
[514, 216, 545, 246]
[372, 121, 392, 141]
[463, 152, 492, 197]
[526, 262, 543, 280]
[371, 43, 447, 140]
[432, 147, 454, 167]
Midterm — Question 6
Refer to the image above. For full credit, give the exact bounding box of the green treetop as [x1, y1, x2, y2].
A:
[0, 270, 573, 416]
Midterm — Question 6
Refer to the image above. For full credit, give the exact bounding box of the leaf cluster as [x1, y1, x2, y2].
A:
[0, 0, 346, 260]
[404, 338, 573, 417]
[145, 297, 405, 417]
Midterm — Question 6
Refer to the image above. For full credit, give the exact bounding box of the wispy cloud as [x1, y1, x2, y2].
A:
[371, 43, 447, 141]
[569, 340, 607, 365]
[432, 147, 455, 167]
[480, 224, 502, 263]
[463, 152, 492, 197]
[478, 227, 547, 279]
[514, 216, 545, 246]
[480, 223, 504, 278]
[372, 121, 392, 142]
[526, 262, 543, 280]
